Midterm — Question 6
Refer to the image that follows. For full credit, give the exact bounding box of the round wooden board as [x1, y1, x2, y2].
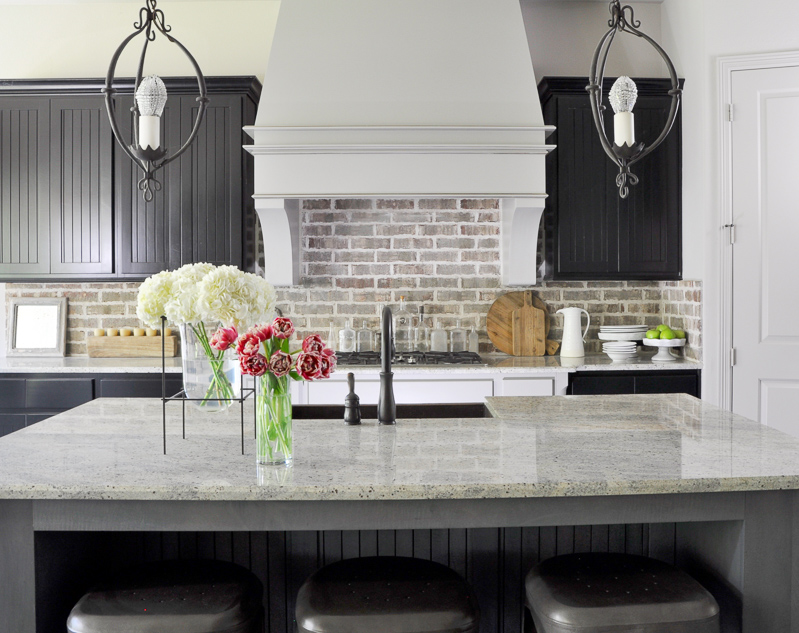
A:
[487, 291, 550, 356]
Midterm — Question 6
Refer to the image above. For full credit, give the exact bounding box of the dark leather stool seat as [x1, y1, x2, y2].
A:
[67, 559, 263, 633]
[525, 553, 720, 633]
[295, 556, 480, 633]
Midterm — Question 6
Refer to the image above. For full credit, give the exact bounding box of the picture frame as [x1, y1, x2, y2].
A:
[7, 297, 68, 357]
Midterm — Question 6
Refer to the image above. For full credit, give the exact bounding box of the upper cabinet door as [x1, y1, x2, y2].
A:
[617, 94, 682, 276]
[178, 94, 243, 268]
[0, 98, 50, 276]
[115, 95, 182, 277]
[49, 97, 114, 276]
[539, 77, 682, 281]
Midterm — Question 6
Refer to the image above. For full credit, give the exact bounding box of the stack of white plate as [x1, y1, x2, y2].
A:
[597, 325, 649, 342]
[602, 341, 638, 361]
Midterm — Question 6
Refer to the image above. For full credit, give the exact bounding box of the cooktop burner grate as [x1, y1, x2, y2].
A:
[335, 351, 484, 366]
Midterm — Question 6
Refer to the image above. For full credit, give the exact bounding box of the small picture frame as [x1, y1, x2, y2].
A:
[7, 297, 68, 357]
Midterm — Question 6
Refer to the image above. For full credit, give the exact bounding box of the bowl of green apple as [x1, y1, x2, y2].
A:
[642, 324, 687, 362]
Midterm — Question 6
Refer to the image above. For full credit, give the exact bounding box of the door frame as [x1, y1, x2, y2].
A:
[718, 51, 799, 410]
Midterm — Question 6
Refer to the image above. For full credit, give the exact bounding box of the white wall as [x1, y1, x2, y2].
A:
[660, 0, 799, 405]
[0, 1, 280, 79]
[521, 1, 667, 79]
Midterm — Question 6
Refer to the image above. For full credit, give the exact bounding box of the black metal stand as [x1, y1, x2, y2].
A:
[160, 317, 255, 455]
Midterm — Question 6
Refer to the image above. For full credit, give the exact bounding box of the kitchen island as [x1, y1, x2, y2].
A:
[0, 394, 793, 633]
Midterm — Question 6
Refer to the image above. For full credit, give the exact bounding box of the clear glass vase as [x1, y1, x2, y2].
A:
[179, 322, 239, 412]
[256, 374, 293, 465]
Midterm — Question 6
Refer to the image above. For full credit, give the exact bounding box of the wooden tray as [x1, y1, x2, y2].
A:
[88, 336, 179, 358]
[487, 291, 555, 356]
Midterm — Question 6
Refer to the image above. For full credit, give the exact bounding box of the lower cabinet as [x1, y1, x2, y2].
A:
[301, 372, 565, 405]
[567, 370, 701, 397]
[0, 373, 183, 438]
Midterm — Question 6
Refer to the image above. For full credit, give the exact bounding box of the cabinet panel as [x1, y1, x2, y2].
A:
[307, 377, 495, 405]
[0, 379, 26, 408]
[569, 373, 635, 395]
[635, 373, 698, 397]
[26, 378, 94, 409]
[0, 414, 26, 437]
[179, 95, 243, 267]
[116, 97, 182, 276]
[49, 97, 113, 275]
[98, 376, 183, 398]
[0, 98, 50, 275]
[501, 377, 555, 397]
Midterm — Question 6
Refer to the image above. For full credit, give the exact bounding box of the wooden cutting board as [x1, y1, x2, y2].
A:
[487, 290, 552, 356]
[88, 336, 179, 358]
[511, 292, 545, 356]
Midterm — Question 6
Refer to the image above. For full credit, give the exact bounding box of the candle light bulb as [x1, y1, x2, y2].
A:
[135, 75, 168, 150]
[609, 76, 638, 147]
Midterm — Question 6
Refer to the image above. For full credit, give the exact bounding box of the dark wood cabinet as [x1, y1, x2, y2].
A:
[0, 373, 184, 438]
[539, 77, 683, 280]
[568, 369, 700, 397]
[49, 96, 114, 276]
[0, 98, 51, 275]
[0, 77, 260, 281]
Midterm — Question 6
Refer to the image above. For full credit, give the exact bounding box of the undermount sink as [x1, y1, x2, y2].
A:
[292, 403, 489, 420]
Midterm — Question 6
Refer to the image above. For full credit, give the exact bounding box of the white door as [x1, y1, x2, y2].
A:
[731, 64, 799, 435]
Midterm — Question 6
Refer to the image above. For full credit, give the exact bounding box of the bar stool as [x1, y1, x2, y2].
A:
[67, 559, 263, 633]
[295, 556, 480, 633]
[524, 553, 720, 633]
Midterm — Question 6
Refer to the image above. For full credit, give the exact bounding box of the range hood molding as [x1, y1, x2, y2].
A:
[246, 0, 555, 287]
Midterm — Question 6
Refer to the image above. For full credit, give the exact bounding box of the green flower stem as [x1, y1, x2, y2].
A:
[256, 374, 293, 464]
[189, 322, 236, 407]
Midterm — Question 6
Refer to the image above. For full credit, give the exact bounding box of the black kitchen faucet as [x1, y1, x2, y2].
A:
[377, 305, 396, 425]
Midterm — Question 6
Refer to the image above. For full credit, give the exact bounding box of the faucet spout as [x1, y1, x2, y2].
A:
[378, 305, 396, 425]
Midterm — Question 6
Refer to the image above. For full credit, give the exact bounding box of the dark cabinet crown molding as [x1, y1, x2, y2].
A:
[0, 76, 261, 101]
[538, 76, 686, 103]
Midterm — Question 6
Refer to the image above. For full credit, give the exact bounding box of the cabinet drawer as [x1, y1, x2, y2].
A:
[26, 378, 94, 409]
[569, 374, 635, 395]
[307, 377, 495, 405]
[501, 377, 554, 397]
[0, 414, 26, 437]
[99, 377, 183, 398]
[0, 379, 26, 408]
[635, 374, 698, 397]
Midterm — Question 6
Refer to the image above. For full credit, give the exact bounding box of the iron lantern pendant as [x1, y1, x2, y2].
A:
[586, 0, 682, 198]
[103, 0, 209, 202]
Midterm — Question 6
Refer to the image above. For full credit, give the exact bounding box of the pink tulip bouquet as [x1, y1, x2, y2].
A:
[211, 316, 336, 465]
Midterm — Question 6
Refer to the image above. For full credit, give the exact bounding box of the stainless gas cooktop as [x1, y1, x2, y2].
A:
[335, 351, 484, 366]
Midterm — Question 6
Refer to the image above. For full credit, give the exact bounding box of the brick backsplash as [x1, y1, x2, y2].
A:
[5, 199, 701, 360]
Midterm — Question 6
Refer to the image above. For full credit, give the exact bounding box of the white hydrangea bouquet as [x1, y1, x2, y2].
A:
[137, 263, 277, 410]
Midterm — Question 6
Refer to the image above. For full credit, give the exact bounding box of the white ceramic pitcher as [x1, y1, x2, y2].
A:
[556, 307, 590, 357]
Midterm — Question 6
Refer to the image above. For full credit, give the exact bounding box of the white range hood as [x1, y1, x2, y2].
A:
[244, 0, 554, 286]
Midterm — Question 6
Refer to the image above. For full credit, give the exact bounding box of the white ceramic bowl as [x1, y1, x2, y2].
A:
[605, 350, 637, 362]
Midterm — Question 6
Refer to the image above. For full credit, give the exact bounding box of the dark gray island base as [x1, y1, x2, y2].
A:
[1, 394, 797, 633]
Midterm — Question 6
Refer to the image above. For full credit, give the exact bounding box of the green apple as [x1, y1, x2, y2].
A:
[656, 324, 669, 332]
[673, 329, 686, 339]
[660, 329, 676, 340]
[646, 330, 660, 339]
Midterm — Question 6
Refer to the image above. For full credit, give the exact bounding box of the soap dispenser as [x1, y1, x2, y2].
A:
[344, 373, 361, 425]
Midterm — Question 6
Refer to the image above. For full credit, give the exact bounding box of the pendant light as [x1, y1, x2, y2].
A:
[103, 0, 208, 202]
[586, 0, 681, 198]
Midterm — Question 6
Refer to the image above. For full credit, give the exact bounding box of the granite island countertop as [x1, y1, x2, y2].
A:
[0, 393, 794, 502]
[0, 353, 700, 374]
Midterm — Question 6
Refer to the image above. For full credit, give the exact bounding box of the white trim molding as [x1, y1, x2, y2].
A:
[717, 51, 799, 410]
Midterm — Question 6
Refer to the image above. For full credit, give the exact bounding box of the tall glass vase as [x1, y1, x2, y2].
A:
[179, 322, 239, 412]
[256, 374, 293, 465]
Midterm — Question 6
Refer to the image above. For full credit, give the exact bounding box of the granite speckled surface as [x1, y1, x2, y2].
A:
[0, 394, 795, 502]
[0, 357, 183, 373]
[0, 353, 700, 374]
